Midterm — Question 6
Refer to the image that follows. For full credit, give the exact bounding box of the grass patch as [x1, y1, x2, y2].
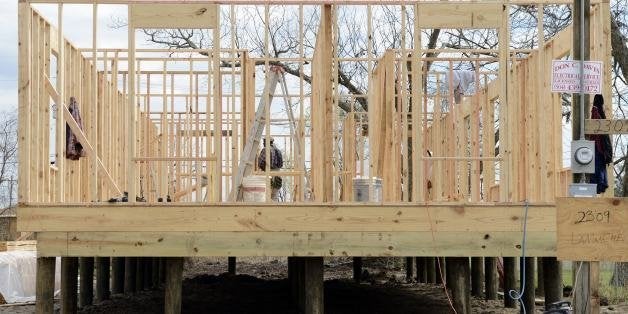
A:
[561, 266, 628, 304]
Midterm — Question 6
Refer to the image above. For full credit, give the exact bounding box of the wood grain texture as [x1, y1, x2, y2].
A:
[129, 4, 217, 29]
[19, 203, 555, 232]
[557, 197, 628, 261]
[35, 230, 555, 257]
[417, 3, 502, 28]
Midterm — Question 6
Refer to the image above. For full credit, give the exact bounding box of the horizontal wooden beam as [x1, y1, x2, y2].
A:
[0, 240, 37, 252]
[36, 231, 555, 257]
[584, 119, 628, 134]
[18, 202, 555, 232]
[417, 3, 502, 28]
[129, 4, 218, 29]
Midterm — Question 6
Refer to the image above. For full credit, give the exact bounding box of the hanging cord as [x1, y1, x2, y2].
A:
[508, 199, 530, 314]
[425, 204, 458, 314]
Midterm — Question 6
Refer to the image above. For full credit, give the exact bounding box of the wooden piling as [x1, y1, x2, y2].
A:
[60, 257, 78, 314]
[471, 257, 484, 297]
[152, 258, 160, 288]
[135, 257, 143, 291]
[520, 257, 535, 314]
[165, 257, 184, 314]
[303, 257, 324, 314]
[426, 257, 436, 283]
[446, 257, 471, 314]
[95, 257, 110, 302]
[543, 257, 562, 309]
[436, 258, 445, 284]
[228, 257, 236, 275]
[124, 257, 136, 294]
[416, 257, 427, 283]
[353, 257, 362, 283]
[37, 257, 56, 314]
[111, 257, 125, 294]
[79, 257, 94, 308]
[503, 257, 517, 308]
[143, 257, 152, 289]
[485, 257, 498, 300]
[405, 257, 414, 282]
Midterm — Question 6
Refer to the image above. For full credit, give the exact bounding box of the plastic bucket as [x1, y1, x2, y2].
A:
[242, 176, 267, 202]
[352, 177, 382, 202]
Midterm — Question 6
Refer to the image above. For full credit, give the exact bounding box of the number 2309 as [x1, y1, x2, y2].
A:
[574, 210, 610, 224]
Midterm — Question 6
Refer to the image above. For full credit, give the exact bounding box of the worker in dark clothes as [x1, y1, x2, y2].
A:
[258, 137, 284, 201]
[586, 94, 613, 194]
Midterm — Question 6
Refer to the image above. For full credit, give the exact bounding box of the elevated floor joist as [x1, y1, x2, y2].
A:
[20, 203, 556, 257]
[36, 230, 555, 257]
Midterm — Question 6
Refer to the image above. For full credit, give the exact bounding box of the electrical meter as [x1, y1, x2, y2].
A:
[571, 140, 595, 174]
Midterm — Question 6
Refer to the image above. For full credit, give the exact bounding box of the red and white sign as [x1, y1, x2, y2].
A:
[551, 60, 603, 94]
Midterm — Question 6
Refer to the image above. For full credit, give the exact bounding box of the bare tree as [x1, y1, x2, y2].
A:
[0, 112, 18, 210]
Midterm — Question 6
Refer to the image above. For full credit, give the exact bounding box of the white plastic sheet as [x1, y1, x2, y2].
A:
[0, 251, 60, 303]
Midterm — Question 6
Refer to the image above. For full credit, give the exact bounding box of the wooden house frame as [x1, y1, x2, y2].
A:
[16, 0, 612, 313]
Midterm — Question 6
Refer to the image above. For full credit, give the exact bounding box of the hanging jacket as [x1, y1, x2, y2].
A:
[65, 97, 86, 160]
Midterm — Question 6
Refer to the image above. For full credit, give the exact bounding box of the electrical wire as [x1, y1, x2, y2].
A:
[508, 199, 530, 314]
[425, 204, 458, 314]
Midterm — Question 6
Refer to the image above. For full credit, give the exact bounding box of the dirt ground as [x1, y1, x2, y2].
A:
[1, 257, 627, 314]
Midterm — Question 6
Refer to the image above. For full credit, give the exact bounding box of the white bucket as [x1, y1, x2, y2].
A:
[242, 176, 267, 202]
[353, 177, 382, 202]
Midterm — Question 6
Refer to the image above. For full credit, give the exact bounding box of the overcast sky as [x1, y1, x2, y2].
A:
[0, 1, 19, 112]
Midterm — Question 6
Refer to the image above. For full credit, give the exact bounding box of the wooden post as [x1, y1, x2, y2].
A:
[352, 257, 362, 283]
[124, 257, 136, 294]
[520, 257, 535, 314]
[304, 257, 324, 314]
[405, 257, 414, 282]
[79, 257, 94, 308]
[485, 257, 498, 300]
[228, 257, 236, 275]
[503, 257, 517, 308]
[288, 257, 297, 301]
[537, 259, 544, 297]
[135, 257, 144, 291]
[37, 257, 56, 314]
[111, 257, 125, 294]
[543, 257, 562, 309]
[426, 257, 436, 283]
[471, 257, 484, 297]
[436, 258, 445, 284]
[60, 257, 78, 314]
[416, 257, 427, 283]
[95, 257, 110, 302]
[143, 257, 152, 290]
[165, 257, 184, 314]
[572, 0, 598, 313]
[446, 257, 471, 314]
[160, 258, 166, 284]
[152, 258, 160, 288]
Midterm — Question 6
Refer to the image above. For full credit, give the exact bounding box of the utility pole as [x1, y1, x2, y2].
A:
[572, 0, 600, 313]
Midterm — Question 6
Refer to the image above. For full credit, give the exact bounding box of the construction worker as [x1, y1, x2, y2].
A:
[258, 137, 284, 201]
